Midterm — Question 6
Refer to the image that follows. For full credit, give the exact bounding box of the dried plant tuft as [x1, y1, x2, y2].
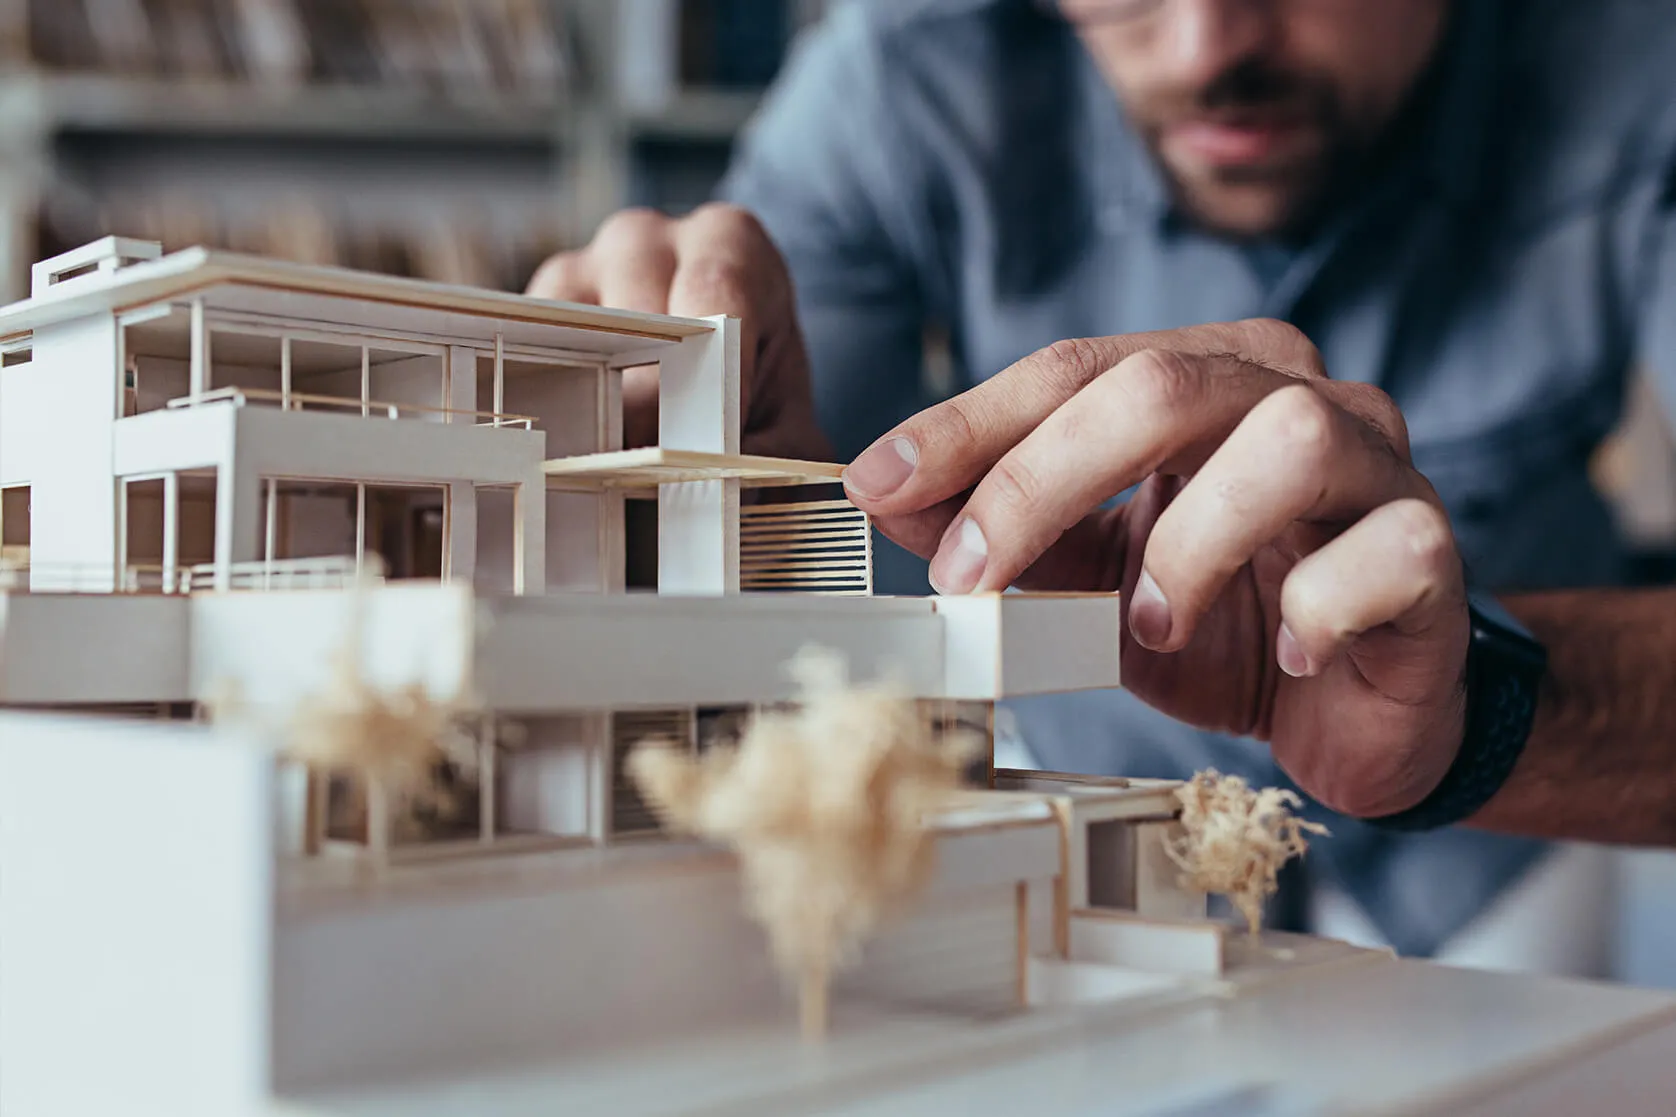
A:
[629, 646, 980, 1040]
[1166, 769, 1329, 939]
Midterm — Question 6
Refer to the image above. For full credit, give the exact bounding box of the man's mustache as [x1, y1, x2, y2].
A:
[1145, 60, 1330, 122]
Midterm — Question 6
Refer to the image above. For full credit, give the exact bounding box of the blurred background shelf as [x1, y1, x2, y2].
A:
[0, 73, 572, 140]
[0, 0, 829, 300]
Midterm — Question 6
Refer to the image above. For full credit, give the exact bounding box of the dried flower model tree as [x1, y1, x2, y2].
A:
[630, 647, 982, 1039]
[1166, 769, 1330, 938]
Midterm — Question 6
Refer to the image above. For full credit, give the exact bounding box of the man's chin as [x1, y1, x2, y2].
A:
[1163, 164, 1326, 241]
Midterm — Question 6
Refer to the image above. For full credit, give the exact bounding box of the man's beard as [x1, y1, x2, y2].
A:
[1131, 58, 1369, 240]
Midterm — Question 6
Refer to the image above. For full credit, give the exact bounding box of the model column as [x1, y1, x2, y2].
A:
[657, 315, 740, 595]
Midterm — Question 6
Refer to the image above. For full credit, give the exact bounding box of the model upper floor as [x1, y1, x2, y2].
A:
[0, 236, 745, 480]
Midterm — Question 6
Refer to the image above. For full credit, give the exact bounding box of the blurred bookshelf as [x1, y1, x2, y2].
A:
[0, 0, 838, 301]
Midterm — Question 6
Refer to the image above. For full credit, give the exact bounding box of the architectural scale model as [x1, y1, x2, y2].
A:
[3, 238, 1676, 1117]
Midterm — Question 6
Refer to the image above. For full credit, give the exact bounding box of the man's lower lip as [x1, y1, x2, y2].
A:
[1165, 120, 1299, 165]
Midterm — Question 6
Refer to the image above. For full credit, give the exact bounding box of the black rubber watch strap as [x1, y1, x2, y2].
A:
[1361, 605, 1545, 833]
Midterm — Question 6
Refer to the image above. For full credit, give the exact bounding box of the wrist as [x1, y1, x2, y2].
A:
[1361, 591, 1546, 832]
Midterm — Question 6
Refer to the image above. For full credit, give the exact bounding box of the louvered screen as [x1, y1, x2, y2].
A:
[609, 709, 695, 838]
[739, 499, 872, 595]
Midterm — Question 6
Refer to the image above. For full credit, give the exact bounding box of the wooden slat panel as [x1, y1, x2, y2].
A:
[739, 500, 872, 596]
[610, 708, 694, 838]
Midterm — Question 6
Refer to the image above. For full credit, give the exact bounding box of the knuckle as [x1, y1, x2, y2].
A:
[594, 206, 670, 249]
[986, 454, 1046, 516]
[1239, 317, 1324, 376]
[1262, 384, 1339, 464]
[1281, 574, 1335, 639]
[1365, 390, 1412, 456]
[687, 201, 768, 244]
[1388, 499, 1456, 569]
[1326, 382, 1411, 457]
[679, 255, 752, 303]
[928, 395, 984, 456]
[1273, 570, 1340, 640]
[1028, 337, 1113, 393]
[527, 252, 584, 297]
[1112, 348, 1198, 417]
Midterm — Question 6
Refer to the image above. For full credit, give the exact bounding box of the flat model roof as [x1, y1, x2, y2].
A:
[0, 247, 717, 357]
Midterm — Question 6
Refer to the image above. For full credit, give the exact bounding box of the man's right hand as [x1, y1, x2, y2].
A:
[527, 204, 831, 460]
[839, 319, 1471, 822]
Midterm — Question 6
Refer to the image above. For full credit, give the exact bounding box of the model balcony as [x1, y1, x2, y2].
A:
[0, 553, 374, 595]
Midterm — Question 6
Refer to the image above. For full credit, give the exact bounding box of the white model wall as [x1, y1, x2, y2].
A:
[476, 595, 946, 711]
[498, 713, 600, 838]
[0, 713, 276, 1117]
[136, 353, 453, 423]
[304, 354, 448, 416]
[932, 595, 1124, 699]
[0, 359, 43, 486]
[0, 593, 190, 703]
[20, 316, 121, 577]
[272, 818, 1057, 1093]
[133, 355, 292, 413]
[493, 361, 600, 456]
[189, 583, 475, 709]
[272, 854, 786, 1090]
[477, 489, 607, 594]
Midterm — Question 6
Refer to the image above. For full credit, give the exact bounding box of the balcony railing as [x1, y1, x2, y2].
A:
[164, 386, 537, 430]
[0, 555, 384, 595]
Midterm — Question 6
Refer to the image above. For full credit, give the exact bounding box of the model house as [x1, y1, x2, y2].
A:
[3, 240, 1666, 1117]
[0, 236, 1126, 848]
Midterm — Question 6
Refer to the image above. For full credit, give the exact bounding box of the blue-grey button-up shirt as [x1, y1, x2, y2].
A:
[721, 0, 1676, 956]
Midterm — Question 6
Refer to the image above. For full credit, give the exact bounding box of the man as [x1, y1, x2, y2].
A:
[530, 0, 1676, 963]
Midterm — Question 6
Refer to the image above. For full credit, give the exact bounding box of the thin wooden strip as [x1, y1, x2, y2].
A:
[740, 511, 860, 521]
[742, 587, 870, 596]
[739, 526, 867, 539]
[737, 528, 866, 544]
[739, 557, 872, 568]
[739, 533, 866, 545]
[739, 561, 871, 571]
[739, 499, 860, 515]
[739, 547, 870, 560]
[740, 577, 870, 584]
[739, 533, 867, 544]
[739, 546, 869, 559]
[738, 510, 865, 524]
[739, 516, 866, 528]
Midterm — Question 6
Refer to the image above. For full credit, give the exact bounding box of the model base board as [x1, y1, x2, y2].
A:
[279, 960, 1676, 1117]
[4, 709, 1675, 1117]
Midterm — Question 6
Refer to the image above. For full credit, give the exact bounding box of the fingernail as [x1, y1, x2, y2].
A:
[842, 436, 917, 499]
[1128, 570, 1172, 650]
[1276, 623, 1313, 678]
[930, 517, 988, 595]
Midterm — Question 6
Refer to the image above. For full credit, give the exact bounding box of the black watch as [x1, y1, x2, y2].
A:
[1362, 590, 1547, 832]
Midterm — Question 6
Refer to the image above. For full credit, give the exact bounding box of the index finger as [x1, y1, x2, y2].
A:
[926, 348, 1288, 594]
[840, 318, 1325, 514]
